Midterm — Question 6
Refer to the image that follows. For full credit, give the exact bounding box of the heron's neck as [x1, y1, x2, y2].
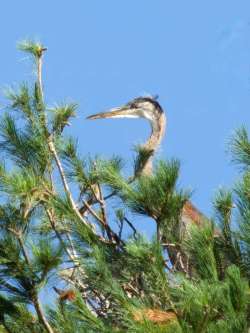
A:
[142, 112, 166, 175]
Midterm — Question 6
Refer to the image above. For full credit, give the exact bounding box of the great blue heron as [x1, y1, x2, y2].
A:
[87, 96, 165, 175]
[87, 96, 205, 226]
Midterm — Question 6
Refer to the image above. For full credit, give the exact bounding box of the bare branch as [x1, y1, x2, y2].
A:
[7, 227, 31, 266]
[37, 52, 44, 100]
[33, 295, 55, 333]
[48, 139, 94, 232]
[124, 217, 138, 239]
[8, 226, 54, 333]
[81, 198, 123, 245]
[45, 208, 86, 277]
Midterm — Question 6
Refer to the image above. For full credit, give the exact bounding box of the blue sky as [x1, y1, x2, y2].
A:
[0, 0, 250, 219]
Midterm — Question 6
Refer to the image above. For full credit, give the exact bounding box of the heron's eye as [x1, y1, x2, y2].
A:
[129, 102, 136, 109]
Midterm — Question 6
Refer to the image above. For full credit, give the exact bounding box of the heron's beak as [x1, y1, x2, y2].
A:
[86, 106, 139, 120]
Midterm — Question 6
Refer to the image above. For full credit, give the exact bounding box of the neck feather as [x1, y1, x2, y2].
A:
[141, 112, 166, 175]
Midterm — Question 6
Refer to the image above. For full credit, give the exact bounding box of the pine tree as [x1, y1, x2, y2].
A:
[0, 41, 249, 333]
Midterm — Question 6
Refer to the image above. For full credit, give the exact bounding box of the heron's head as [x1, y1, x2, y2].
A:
[86, 96, 164, 123]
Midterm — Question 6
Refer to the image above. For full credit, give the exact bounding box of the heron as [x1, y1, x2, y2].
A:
[87, 96, 165, 175]
[87, 96, 206, 227]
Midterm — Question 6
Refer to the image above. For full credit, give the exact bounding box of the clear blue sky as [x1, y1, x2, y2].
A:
[1, 0, 250, 218]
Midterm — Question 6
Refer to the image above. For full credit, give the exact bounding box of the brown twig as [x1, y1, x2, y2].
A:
[45, 208, 87, 277]
[7, 227, 31, 266]
[18, 235, 31, 266]
[123, 217, 138, 239]
[37, 52, 44, 100]
[48, 140, 94, 232]
[81, 198, 123, 245]
[90, 182, 114, 242]
[33, 295, 55, 333]
[8, 226, 54, 333]
[118, 219, 124, 240]
[36, 46, 96, 238]
[96, 183, 108, 225]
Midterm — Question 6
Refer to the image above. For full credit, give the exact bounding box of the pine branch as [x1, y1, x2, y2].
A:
[81, 197, 122, 245]
[48, 139, 98, 233]
[45, 133, 90, 234]
[7, 223, 54, 333]
[33, 296, 54, 333]
[2, 39, 250, 332]
[45, 207, 86, 278]
[230, 126, 250, 169]
[37, 49, 45, 101]
[1, 322, 13, 333]
[7, 227, 30, 266]
[17, 234, 31, 267]
[123, 217, 138, 239]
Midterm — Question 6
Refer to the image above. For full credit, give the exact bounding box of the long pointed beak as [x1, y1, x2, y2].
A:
[87, 106, 138, 120]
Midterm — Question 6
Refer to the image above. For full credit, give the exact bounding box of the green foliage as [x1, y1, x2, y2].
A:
[0, 39, 250, 333]
[0, 294, 19, 321]
[31, 239, 62, 282]
[48, 294, 112, 333]
[184, 223, 218, 280]
[133, 145, 154, 177]
[214, 189, 233, 237]
[171, 265, 248, 333]
[50, 103, 77, 134]
[101, 159, 189, 222]
[230, 127, 250, 170]
[18, 40, 46, 59]
[0, 113, 49, 173]
[3, 303, 44, 332]
[5, 84, 33, 119]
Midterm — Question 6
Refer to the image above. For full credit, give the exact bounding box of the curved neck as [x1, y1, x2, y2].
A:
[141, 112, 166, 175]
